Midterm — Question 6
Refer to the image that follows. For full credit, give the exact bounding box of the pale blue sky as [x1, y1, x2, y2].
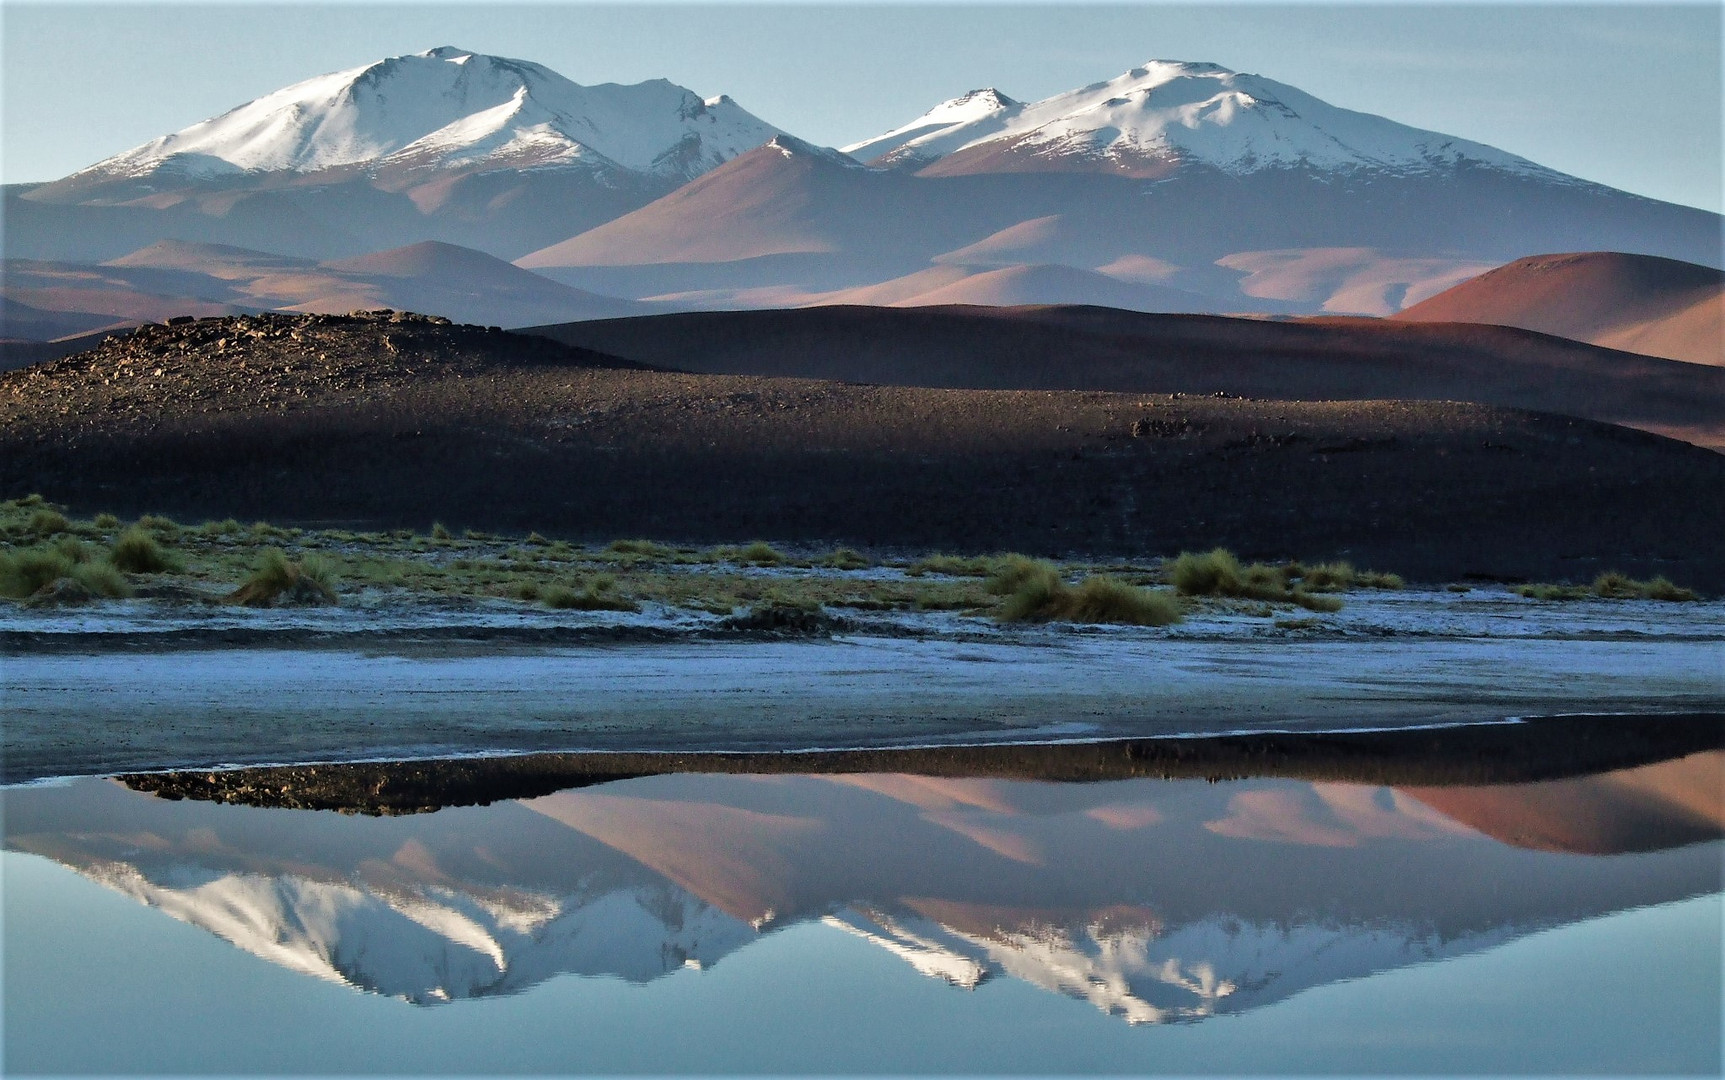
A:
[3, 3, 1720, 211]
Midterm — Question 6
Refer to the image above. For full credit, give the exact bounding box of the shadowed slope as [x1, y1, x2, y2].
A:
[525, 305, 1725, 450]
[5, 312, 1724, 587]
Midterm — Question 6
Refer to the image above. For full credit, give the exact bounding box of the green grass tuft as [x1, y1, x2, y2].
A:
[0, 544, 132, 600]
[137, 514, 180, 540]
[606, 538, 677, 559]
[543, 573, 639, 611]
[111, 527, 181, 573]
[28, 509, 70, 536]
[912, 553, 997, 577]
[93, 513, 120, 529]
[1518, 573, 1698, 602]
[1640, 576, 1698, 602]
[822, 547, 873, 570]
[0, 547, 74, 598]
[430, 522, 453, 542]
[229, 548, 338, 606]
[737, 540, 785, 566]
[985, 554, 1057, 596]
[1168, 547, 1349, 612]
[994, 560, 1182, 626]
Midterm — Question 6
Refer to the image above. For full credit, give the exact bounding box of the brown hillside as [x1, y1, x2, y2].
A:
[525, 305, 1725, 451]
[4, 312, 1724, 588]
[1393, 252, 1723, 366]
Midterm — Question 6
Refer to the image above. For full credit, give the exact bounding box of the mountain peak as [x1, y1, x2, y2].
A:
[58, 48, 782, 193]
[953, 88, 1019, 109]
[763, 134, 864, 168]
[847, 59, 1560, 180]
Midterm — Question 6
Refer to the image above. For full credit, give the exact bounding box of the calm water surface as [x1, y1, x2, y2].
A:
[4, 752, 1721, 1074]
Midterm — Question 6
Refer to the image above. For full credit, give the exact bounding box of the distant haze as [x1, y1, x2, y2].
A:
[2, 3, 1720, 213]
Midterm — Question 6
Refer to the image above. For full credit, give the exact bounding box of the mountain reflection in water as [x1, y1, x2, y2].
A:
[5, 751, 1720, 1023]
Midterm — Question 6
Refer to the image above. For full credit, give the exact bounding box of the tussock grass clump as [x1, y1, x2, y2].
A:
[1516, 583, 1589, 601]
[28, 509, 70, 536]
[1640, 577, 1699, 602]
[1168, 548, 1343, 613]
[200, 518, 243, 537]
[1169, 549, 1284, 599]
[737, 540, 785, 566]
[0, 547, 76, 598]
[911, 554, 997, 577]
[137, 514, 180, 540]
[93, 513, 120, 530]
[229, 549, 338, 607]
[0, 545, 131, 600]
[606, 538, 676, 559]
[822, 547, 872, 570]
[1519, 572, 1698, 602]
[111, 527, 181, 573]
[985, 554, 1057, 597]
[1297, 561, 1402, 592]
[430, 522, 453, 542]
[1592, 571, 1697, 601]
[991, 559, 1182, 626]
[542, 573, 639, 612]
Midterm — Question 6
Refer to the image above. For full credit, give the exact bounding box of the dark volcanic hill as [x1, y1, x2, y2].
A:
[4, 312, 1724, 588]
[523, 305, 1725, 451]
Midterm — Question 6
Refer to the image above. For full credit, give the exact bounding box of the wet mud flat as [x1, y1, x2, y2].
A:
[5, 628, 1723, 784]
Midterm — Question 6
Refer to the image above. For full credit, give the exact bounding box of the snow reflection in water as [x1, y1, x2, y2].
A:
[4, 751, 1721, 1023]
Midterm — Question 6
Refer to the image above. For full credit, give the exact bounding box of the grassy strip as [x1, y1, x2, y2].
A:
[1167, 548, 1347, 612]
[1519, 572, 1697, 602]
[3, 495, 1493, 620]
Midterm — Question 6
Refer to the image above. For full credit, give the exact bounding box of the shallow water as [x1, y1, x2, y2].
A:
[5, 751, 1722, 1074]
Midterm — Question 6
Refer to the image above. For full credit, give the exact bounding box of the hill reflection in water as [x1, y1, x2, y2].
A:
[4, 749, 1720, 1022]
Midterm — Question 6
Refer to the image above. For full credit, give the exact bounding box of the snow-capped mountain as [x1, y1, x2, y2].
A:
[826, 906, 1520, 1025]
[62, 46, 780, 190]
[78, 858, 755, 1004]
[6, 767, 1718, 1017]
[843, 61, 1562, 180]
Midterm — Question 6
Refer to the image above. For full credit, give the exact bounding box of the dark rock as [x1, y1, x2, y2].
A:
[21, 576, 96, 608]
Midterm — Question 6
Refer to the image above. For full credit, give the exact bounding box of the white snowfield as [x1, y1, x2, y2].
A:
[72, 46, 781, 183]
[843, 60, 1563, 178]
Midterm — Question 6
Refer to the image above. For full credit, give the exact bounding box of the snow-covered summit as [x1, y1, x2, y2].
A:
[761, 134, 867, 168]
[844, 60, 1559, 178]
[68, 46, 782, 186]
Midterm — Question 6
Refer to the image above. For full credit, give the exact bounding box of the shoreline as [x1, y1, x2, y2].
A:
[5, 629, 1721, 785]
[106, 712, 1725, 815]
